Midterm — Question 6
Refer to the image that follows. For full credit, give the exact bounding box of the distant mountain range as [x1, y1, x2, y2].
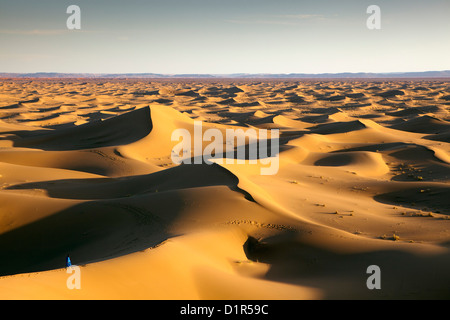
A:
[1, 70, 450, 79]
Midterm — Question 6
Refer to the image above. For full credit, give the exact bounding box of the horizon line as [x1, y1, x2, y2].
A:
[1, 70, 450, 79]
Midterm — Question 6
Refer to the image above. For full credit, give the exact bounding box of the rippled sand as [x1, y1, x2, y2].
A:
[0, 78, 449, 299]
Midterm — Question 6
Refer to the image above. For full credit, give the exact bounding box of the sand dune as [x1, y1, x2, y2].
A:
[0, 79, 449, 300]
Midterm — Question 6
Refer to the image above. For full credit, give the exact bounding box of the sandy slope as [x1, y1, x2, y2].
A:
[0, 79, 449, 299]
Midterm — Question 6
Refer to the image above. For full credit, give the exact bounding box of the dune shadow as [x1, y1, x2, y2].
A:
[12, 106, 153, 151]
[314, 154, 353, 167]
[6, 161, 246, 198]
[309, 120, 367, 134]
[243, 233, 450, 299]
[373, 186, 450, 215]
[0, 198, 171, 276]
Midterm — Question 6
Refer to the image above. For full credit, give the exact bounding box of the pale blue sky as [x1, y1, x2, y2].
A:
[0, 0, 449, 74]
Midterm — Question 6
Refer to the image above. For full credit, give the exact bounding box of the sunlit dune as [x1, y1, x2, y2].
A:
[0, 78, 449, 299]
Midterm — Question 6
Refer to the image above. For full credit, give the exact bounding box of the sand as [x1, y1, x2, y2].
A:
[0, 78, 449, 299]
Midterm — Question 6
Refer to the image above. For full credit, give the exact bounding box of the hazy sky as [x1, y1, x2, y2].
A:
[0, 0, 449, 74]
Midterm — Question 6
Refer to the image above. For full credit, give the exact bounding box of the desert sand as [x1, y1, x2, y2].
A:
[0, 78, 449, 299]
